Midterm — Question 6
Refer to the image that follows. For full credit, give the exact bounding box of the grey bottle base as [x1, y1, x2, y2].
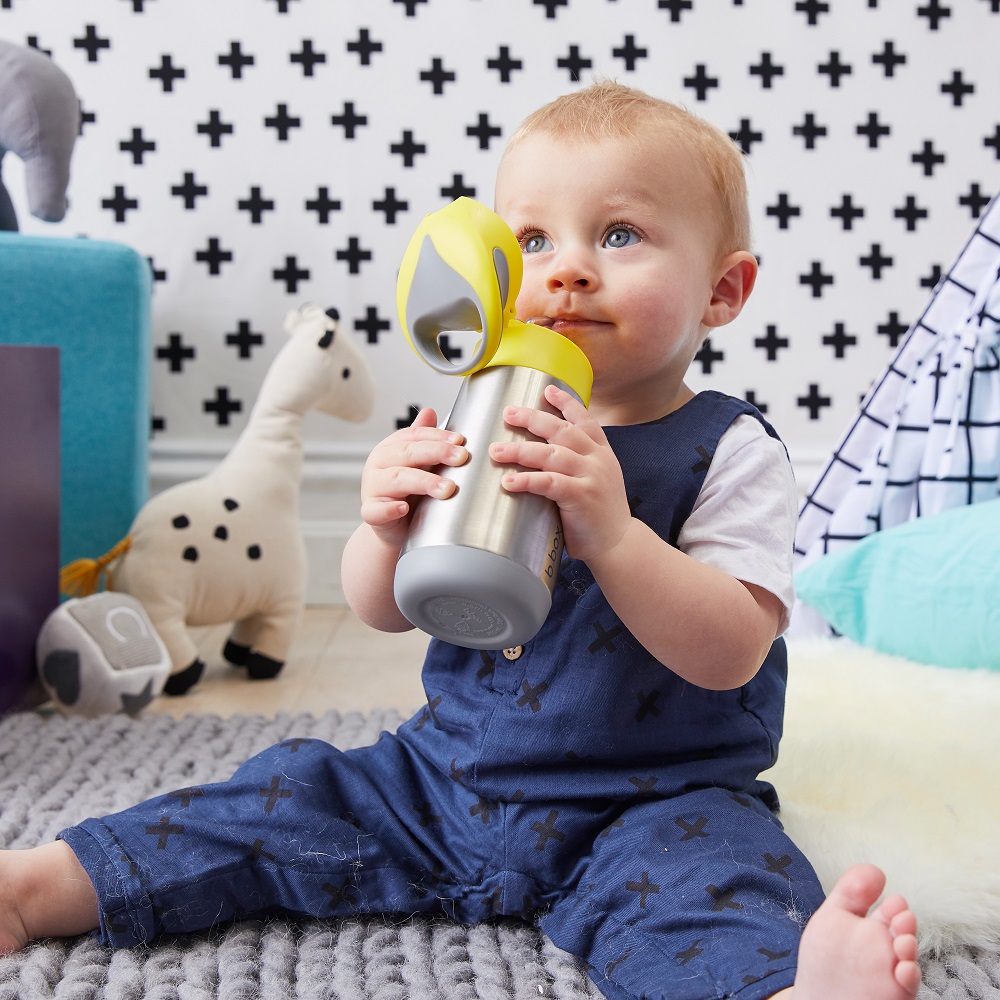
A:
[394, 544, 552, 650]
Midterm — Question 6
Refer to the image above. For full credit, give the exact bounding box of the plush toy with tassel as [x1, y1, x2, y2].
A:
[60, 304, 375, 696]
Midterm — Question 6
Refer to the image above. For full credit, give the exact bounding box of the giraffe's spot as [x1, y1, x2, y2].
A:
[183, 546, 199, 562]
[172, 515, 190, 529]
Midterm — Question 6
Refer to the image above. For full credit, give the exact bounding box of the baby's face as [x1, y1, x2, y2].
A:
[495, 132, 725, 423]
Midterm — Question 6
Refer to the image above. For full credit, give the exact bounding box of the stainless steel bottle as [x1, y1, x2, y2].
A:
[392, 197, 593, 649]
[394, 365, 586, 648]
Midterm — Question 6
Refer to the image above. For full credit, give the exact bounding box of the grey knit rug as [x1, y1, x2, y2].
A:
[0, 708, 997, 999]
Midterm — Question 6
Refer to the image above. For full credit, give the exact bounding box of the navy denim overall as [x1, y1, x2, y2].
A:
[61, 391, 825, 1000]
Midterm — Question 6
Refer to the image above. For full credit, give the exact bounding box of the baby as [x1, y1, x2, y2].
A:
[0, 82, 919, 1000]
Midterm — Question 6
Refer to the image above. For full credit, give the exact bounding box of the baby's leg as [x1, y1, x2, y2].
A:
[770, 864, 920, 1000]
[40, 734, 486, 949]
[539, 787, 828, 998]
[0, 841, 99, 954]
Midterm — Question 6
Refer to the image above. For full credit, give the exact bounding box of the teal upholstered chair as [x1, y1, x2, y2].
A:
[0, 233, 151, 566]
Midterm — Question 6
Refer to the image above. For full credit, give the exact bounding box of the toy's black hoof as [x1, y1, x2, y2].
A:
[247, 652, 284, 680]
[163, 659, 205, 695]
[224, 639, 251, 666]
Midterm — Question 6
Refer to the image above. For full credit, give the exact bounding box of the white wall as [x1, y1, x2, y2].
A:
[3, 0, 997, 602]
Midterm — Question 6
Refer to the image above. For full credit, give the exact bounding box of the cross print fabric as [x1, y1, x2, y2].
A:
[74, 740, 824, 999]
[794, 192, 1000, 572]
[60, 734, 825, 999]
[2, 0, 998, 485]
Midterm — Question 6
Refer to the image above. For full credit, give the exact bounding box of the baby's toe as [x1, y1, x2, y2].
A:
[894, 956, 922, 996]
[889, 906, 917, 941]
[872, 892, 908, 926]
[892, 930, 918, 964]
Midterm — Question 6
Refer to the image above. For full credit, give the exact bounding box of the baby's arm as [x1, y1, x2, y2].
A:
[493, 384, 781, 690]
[586, 521, 782, 689]
[341, 408, 468, 632]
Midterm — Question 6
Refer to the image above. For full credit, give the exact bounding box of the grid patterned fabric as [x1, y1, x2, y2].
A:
[795, 192, 1000, 577]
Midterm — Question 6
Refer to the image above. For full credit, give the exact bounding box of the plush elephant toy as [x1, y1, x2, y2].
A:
[0, 40, 80, 231]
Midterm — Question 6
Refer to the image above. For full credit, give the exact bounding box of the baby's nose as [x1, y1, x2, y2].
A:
[545, 257, 595, 291]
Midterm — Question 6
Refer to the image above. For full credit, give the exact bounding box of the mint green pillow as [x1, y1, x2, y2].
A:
[794, 498, 1000, 670]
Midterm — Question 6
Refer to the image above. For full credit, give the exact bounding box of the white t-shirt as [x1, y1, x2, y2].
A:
[676, 414, 798, 635]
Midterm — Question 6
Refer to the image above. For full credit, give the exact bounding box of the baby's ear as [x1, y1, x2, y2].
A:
[703, 251, 758, 329]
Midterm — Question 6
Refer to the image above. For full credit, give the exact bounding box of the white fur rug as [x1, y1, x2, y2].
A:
[771, 639, 1000, 956]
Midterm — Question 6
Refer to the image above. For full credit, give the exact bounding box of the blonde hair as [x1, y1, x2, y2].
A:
[502, 81, 751, 254]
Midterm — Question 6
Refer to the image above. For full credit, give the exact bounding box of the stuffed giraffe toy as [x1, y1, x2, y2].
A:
[62, 304, 375, 695]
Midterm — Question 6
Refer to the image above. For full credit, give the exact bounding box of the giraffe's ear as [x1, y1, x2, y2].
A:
[318, 310, 337, 349]
[282, 307, 302, 336]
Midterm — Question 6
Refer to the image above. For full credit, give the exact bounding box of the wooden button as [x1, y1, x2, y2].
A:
[502, 645, 523, 661]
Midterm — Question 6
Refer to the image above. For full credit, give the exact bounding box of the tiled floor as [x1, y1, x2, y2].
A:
[144, 607, 430, 719]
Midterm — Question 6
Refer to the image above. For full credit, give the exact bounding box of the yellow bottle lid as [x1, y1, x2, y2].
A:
[396, 197, 518, 375]
[486, 319, 593, 406]
[395, 197, 593, 406]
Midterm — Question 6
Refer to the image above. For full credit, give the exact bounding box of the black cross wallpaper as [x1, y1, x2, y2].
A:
[3, 0, 998, 497]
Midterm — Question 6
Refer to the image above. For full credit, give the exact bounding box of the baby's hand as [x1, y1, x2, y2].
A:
[488, 384, 631, 563]
[360, 407, 468, 547]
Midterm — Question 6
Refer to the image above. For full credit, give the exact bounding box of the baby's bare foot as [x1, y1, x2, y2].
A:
[0, 853, 30, 956]
[791, 864, 920, 1000]
[0, 843, 99, 953]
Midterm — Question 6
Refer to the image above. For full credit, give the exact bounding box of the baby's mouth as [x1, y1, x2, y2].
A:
[532, 315, 604, 335]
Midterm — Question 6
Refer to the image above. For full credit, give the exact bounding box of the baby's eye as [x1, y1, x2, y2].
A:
[520, 232, 552, 254]
[604, 226, 639, 249]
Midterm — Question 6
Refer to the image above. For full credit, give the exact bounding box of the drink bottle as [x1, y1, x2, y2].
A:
[393, 198, 593, 649]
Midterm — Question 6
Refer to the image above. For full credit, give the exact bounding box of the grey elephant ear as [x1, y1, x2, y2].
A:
[0, 41, 81, 224]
